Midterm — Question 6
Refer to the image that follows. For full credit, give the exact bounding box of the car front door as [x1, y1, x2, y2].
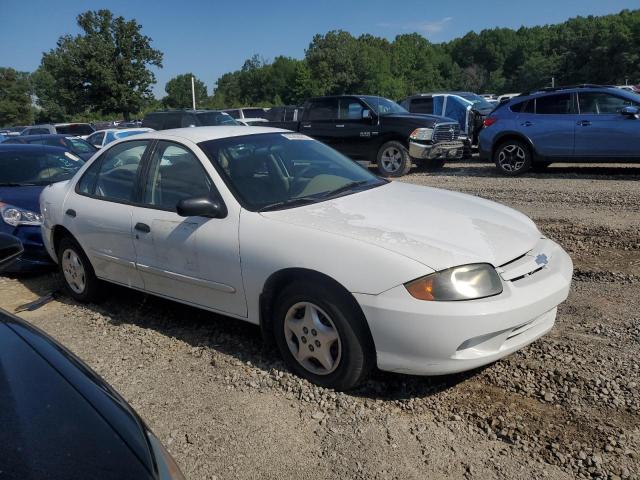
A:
[334, 97, 379, 161]
[299, 98, 340, 150]
[64, 140, 149, 288]
[131, 140, 246, 317]
[574, 91, 640, 158]
[517, 92, 577, 157]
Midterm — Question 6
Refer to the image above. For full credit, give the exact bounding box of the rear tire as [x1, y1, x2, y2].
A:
[57, 236, 105, 303]
[376, 141, 412, 177]
[272, 280, 373, 391]
[493, 139, 532, 176]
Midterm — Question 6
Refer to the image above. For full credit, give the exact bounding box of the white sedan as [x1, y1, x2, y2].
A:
[86, 128, 153, 149]
[40, 127, 573, 390]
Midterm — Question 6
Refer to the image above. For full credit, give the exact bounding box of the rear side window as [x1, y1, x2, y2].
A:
[142, 114, 162, 130]
[225, 110, 241, 119]
[242, 108, 267, 118]
[410, 97, 434, 114]
[91, 141, 148, 202]
[510, 100, 534, 113]
[306, 99, 338, 121]
[535, 93, 572, 114]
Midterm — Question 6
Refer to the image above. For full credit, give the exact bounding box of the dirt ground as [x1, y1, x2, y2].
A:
[1, 160, 639, 480]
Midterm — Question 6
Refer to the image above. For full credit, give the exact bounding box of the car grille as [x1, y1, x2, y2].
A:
[433, 123, 461, 142]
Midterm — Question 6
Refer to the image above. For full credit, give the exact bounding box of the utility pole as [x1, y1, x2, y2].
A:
[551, 77, 555, 88]
[191, 76, 196, 110]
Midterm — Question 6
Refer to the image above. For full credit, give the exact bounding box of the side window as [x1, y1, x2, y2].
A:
[180, 114, 197, 127]
[226, 110, 241, 119]
[143, 142, 213, 211]
[411, 97, 434, 114]
[94, 141, 148, 202]
[578, 92, 638, 114]
[162, 114, 182, 130]
[77, 159, 103, 195]
[535, 93, 572, 114]
[338, 99, 365, 120]
[89, 132, 105, 146]
[307, 99, 338, 121]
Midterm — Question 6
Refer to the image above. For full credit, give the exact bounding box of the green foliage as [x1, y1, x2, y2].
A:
[163, 73, 208, 109]
[211, 9, 640, 105]
[0, 68, 34, 127]
[35, 9, 162, 120]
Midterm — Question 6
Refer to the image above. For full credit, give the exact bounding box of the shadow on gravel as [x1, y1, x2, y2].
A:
[13, 273, 475, 400]
[414, 162, 640, 180]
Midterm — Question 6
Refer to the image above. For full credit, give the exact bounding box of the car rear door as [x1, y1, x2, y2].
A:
[131, 140, 246, 317]
[574, 91, 640, 158]
[64, 140, 149, 288]
[299, 98, 340, 150]
[517, 92, 577, 157]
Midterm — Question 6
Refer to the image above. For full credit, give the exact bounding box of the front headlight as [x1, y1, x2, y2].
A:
[409, 128, 434, 141]
[0, 203, 43, 227]
[405, 263, 503, 301]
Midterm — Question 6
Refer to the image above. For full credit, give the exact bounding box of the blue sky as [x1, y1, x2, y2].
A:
[1, 0, 637, 97]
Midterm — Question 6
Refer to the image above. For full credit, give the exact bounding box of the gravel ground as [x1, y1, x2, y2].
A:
[1, 160, 639, 480]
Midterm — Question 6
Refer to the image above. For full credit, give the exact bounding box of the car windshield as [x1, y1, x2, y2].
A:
[65, 137, 97, 153]
[0, 150, 83, 186]
[199, 132, 385, 211]
[458, 93, 494, 110]
[360, 97, 408, 116]
[196, 112, 239, 126]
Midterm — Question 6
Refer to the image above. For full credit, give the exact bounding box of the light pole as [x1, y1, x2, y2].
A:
[191, 76, 196, 110]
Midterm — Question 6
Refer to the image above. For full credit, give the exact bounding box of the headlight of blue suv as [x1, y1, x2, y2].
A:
[409, 128, 434, 141]
[0, 203, 43, 227]
[405, 263, 503, 301]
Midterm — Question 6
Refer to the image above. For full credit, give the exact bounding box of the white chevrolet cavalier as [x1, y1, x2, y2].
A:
[40, 127, 573, 390]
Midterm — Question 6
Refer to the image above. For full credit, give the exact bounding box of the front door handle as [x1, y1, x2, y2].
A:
[134, 222, 150, 233]
[577, 120, 592, 126]
[335, 124, 345, 128]
[521, 121, 533, 127]
[301, 124, 311, 129]
[65, 209, 76, 218]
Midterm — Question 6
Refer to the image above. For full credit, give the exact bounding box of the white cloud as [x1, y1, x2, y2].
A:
[378, 17, 453, 37]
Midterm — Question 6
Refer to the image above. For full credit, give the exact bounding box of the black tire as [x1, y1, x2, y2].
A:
[420, 158, 445, 170]
[493, 139, 532, 176]
[272, 280, 373, 391]
[532, 161, 552, 172]
[57, 236, 105, 303]
[376, 141, 412, 177]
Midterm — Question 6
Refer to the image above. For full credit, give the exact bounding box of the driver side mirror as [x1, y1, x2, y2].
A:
[0, 233, 24, 272]
[176, 196, 227, 218]
[621, 106, 639, 118]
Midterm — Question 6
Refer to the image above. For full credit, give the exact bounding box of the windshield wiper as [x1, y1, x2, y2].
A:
[258, 196, 321, 212]
[0, 182, 38, 187]
[319, 180, 370, 199]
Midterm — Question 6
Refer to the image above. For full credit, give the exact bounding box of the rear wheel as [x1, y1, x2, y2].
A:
[494, 139, 532, 176]
[376, 141, 412, 177]
[57, 236, 104, 303]
[273, 281, 373, 390]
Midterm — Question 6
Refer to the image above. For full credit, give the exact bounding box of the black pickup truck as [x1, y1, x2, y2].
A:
[268, 95, 464, 177]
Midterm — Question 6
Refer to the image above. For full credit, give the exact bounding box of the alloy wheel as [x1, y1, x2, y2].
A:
[497, 144, 527, 172]
[283, 302, 342, 375]
[380, 146, 403, 173]
[61, 248, 86, 294]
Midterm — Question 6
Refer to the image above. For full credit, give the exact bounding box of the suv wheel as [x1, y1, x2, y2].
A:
[376, 141, 412, 177]
[494, 139, 532, 175]
[273, 281, 373, 391]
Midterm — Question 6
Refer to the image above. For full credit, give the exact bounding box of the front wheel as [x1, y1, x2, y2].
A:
[273, 281, 373, 391]
[376, 141, 412, 177]
[494, 139, 532, 176]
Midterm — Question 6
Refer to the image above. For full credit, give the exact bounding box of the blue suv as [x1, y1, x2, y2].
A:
[479, 85, 640, 175]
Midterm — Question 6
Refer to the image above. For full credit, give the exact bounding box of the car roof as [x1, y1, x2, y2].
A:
[97, 128, 153, 134]
[7, 134, 78, 141]
[128, 126, 289, 143]
[146, 109, 225, 115]
[0, 143, 69, 153]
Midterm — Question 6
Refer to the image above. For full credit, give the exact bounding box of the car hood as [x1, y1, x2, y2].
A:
[263, 182, 540, 271]
[0, 185, 45, 212]
[383, 112, 457, 125]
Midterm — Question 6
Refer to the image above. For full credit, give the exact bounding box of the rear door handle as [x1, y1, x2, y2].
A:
[65, 209, 76, 218]
[134, 222, 150, 233]
[521, 121, 533, 127]
[577, 120, 592, 126]
[301, 124, 311, 129]
[335, 124, 345, 128]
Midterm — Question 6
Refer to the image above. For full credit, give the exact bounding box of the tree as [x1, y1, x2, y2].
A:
[36, 9, 162, 120]
[0, 68, 33, 127]
[163, 73, 208, 109]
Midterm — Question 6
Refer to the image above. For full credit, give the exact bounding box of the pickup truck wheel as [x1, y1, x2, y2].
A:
[273, 281, 373, 391]
[377, 141, 412, 177]
[494, 139, 532, 176]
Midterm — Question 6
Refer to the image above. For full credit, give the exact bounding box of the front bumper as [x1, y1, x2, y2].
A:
[354, 239, 573, 376]
[0, 224, 54, 273]
[409, 140, 464, 160]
